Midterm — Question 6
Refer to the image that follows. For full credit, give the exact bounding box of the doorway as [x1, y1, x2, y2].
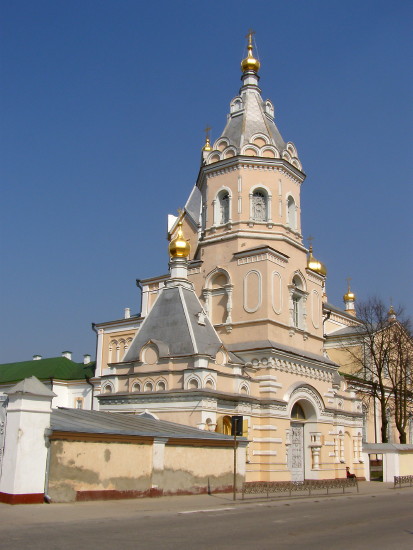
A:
[290, 422, 304, 481]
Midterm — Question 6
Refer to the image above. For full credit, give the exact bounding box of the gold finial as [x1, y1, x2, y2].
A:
[169, 220, 190, 259]
[241, 29, 260, 73]
[343, 277, 356, 302]
[388, 302, 397, 321]
[202, 125, 212, 151]
[307, 238, 327, 276]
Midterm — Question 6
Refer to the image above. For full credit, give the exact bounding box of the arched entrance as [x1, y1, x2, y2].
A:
[289, 399, 318, 481]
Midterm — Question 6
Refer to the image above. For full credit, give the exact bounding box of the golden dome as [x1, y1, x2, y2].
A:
[343, 281, 356, 302]
[241, 32, 260, 73]
[343, 290, 356, 302]
[307, 246, 327, 276]
[202, 136, 212, 152]
[388, 305, 397, 322]
[169, 221, 190, 258]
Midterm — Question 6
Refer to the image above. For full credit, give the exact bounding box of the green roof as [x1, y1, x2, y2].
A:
[0, 357, 96, 385]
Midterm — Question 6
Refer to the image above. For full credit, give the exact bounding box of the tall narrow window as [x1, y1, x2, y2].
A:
[291, 275, 304, 330]
[287, 196, 297, 229]
[219, 192, 230, 224]
[252, 190, 267, 221]
[293, 295, 300, 328]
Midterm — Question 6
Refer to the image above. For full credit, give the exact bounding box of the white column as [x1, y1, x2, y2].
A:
[339, 432, 345, 463]
[203, 289, 212, 320]
[151, 437, 167, 492]
[225, 284, 234, 324]
[267, 194, 273, 222]
[95, 328, 104, 377]
[310, 432, 322, 470]
[0, 377, 55, 504]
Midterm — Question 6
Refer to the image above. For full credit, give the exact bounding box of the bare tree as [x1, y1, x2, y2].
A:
[386, 318, 413, 443]
[342, 297, 412, 444]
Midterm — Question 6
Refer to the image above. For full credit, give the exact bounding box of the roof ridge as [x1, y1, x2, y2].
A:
[179, 286, 198, 354]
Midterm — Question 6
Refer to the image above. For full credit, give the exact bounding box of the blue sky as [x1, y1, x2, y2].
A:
[1, 0, 412, 363]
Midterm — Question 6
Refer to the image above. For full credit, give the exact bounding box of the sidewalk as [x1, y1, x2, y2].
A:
[0, 482, 410, 527]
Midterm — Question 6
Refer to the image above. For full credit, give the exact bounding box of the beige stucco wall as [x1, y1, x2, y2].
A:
[48, 439, 153, 502]
[163, 445, 238, 492]
[399, 452, 413, 476]
[48, 437, 242, 502]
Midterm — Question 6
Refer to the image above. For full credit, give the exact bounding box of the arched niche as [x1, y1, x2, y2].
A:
[141, 343, 159, 365]
[203, 268, 233, 326]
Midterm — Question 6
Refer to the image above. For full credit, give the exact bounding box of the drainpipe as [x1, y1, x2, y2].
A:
[86, 377, 94, 411]
[44, 427, 53, 503]
[373, 391, 377, 444]
[322, 310, 331, 337]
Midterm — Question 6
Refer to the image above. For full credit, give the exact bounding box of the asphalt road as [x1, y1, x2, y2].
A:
[2, 491, 412, 549]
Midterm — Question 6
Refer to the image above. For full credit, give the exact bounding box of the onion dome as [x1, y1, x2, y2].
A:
[343, 288, 356, 303]
[169, 221, 190, 259]
[241, 32, 260, 73]
[343, 280, 356, 315]
[202, 136, 212, 152]
[388, 305, 397, 322]
[307, 246, 327, 276]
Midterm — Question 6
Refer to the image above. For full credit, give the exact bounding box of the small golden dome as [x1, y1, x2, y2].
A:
[343, 281, 356, 302]
[202, 137, 212, 152]
[388, 305, 397, 322]
[241, 32, 260, 73]
[307, 246, 327, 276]
[343, 290, 356, 302]
[169, 221, 190, 258]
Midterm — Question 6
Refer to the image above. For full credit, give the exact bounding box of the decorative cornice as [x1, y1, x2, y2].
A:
[237, 250, 288, 268]
[200, 156, 305, 185]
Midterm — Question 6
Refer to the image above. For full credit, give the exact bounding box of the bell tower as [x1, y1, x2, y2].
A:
[172, 34, 327, 355]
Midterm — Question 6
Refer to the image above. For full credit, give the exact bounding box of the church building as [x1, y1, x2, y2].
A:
[92, 35, 365, 482]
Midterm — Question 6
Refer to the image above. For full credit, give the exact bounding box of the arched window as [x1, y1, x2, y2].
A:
[144, 381, 154, 392]
[214, 190, 231, 226]
[291, 402, 306, 420]
[291, 275, 305, 330]
[156, 380, 166, 391]
[287, 196, 297, 230]
[108, 340, 118, 364]
[132, 382, 141, 393]
[240, 384, 249, 395]
[188, 378, 199, 390]
[210, 272, 228, 325]
[205, 379, 215, 390]
[103, 384, 113, 394]
[219, 192, 230, 224]
[252, 190, 268, 222]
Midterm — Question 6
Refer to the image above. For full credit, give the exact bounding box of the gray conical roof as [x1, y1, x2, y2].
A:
[220, 83, 287, 153]
[123, 282, 223, 362]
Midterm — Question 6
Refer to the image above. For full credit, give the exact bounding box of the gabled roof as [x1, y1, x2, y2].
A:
[123, 283, 223, 361]
[0, 357, 96, 385]
[51, 407, 237, 441]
